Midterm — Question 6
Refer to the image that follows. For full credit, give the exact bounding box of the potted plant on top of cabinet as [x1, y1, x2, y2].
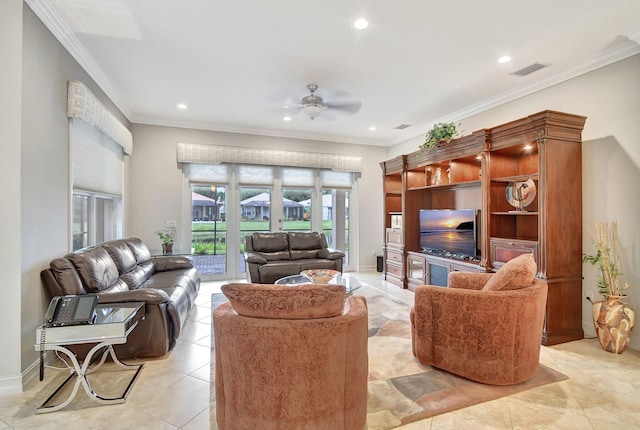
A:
[420, 121, 461, 152]
[583, 221, 634, 353]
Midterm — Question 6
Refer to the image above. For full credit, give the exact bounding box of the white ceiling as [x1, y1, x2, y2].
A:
[28, 0, 640, 147]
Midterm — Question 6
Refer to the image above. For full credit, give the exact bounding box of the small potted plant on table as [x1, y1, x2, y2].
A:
[156, 226, 176, 254]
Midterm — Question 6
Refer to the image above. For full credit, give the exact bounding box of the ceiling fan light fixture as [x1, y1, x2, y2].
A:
[301, 104, 327, 120]
[301, 84, 327, 120]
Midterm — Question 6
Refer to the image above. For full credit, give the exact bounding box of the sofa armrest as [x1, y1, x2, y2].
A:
[98, 288, 170, 305]
[244, 251, 267, 265]
[151, 256, 193, 272]
[318, 248, 345, 260]
[447, 271, 492, 290]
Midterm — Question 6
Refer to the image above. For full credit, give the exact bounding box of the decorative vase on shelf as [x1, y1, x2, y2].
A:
[162, 243, 174, 254]
[592, 295, 635, 354]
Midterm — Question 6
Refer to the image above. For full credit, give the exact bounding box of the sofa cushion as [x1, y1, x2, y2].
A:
[49, 258, 87, 295]
[483, 253, 537, 291]
[291, 249, 320, 260]
[124, 237, 152, 264]
[102, 240, 138, 274]
[119, 262, 155, 289]
[258, 261, 302, 284]
[299, 259, 341, 271]
[288, 231, 323, 250]
[289, 232, 324, 260]
[221, 283, 345, 319]
[66, 247, 120, 293]
[252, 232, 289, 252]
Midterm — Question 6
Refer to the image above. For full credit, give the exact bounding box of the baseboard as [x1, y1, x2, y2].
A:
[0, 373, 23, 395]
[0, 351, 52, 395]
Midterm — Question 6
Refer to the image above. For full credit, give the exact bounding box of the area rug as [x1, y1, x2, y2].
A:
[359, 285, 568, 429]
[210, 283, 568, 429]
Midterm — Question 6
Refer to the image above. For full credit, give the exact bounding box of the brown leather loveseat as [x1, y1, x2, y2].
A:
[40, 237, 200, 358]
[244, 231, 345, 283]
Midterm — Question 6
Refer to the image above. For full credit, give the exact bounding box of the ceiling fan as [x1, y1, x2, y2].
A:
[270, 84, 362, 121]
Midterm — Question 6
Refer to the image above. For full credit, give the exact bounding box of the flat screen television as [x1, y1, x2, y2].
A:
[419, 209, 478, 258]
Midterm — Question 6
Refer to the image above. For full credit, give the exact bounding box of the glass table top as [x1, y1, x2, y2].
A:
[275, 274, 361, 295]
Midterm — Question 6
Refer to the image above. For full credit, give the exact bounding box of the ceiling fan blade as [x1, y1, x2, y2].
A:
[326, 100, 362, 115]
[265, 89, 302, 107]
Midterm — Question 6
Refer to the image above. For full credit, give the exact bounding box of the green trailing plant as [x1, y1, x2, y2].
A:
[582, 221, 629, 299]
[420, 122, 461, 152]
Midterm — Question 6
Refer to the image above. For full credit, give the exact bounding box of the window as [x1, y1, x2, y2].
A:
[70, 118, 124, 250]
[72, 191, 122, 251]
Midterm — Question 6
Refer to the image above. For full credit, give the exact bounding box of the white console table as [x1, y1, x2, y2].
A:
[34, 302, 145, 413]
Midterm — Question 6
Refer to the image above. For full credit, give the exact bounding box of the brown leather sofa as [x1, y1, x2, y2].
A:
[214, 283, 368, 429]
[244, 231, 345, 283]
[40, 237, 200, 358]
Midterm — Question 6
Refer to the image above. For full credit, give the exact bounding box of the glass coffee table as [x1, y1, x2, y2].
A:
[275, 274, 361, 296]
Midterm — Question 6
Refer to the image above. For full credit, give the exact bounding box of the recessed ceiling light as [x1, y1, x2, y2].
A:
[177, 103, 187, 110]
[369, 126, 377, 131]
[354, 18, 368, 30]
[524, 144, 533, 151]
[498, 55, 512, 64]
[283, 116, 292, 122]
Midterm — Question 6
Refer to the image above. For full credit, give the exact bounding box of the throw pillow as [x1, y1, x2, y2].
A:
[483, 253, 537, 291]
[221, 283, 345, 319]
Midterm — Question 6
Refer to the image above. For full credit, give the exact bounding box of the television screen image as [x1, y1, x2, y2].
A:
[419, 209, 477, 257]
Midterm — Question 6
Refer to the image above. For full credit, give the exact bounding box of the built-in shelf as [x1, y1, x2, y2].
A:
[381, 110, 587, 346]
[407, 179, 482, 192]
[492, 173, 540, 183]
[491, 211, 539, 216]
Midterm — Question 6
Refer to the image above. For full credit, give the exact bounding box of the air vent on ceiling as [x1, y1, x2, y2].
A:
[393, 124, 412, 130]
[511, 62, 548, 77]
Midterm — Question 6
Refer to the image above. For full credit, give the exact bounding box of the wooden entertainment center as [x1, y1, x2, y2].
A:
[380, 110, 586, 345]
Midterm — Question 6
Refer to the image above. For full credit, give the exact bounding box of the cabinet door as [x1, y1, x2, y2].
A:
[384, 248, 404, 287]
[490, 238, 538, 268]
[406, 254, 426, 291]
[426, 260, 449, 287]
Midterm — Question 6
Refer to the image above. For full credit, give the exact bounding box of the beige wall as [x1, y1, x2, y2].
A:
[0, 0, 24, 393]
[128, 124, 388, 270]
[0, 4, 132, 393]
[391, 54, 640, 351]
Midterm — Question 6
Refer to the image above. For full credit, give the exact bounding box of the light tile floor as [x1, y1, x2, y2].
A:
[1, 270, 639, 429]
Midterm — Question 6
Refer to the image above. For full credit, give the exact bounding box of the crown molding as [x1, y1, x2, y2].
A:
[392, 39, 640, 146]
[25, 0, 131, 119]
[25, 0, 640, 148]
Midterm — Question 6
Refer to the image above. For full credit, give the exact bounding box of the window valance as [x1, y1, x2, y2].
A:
[177, 143, 362, 173]
[67, 81, 133, 154]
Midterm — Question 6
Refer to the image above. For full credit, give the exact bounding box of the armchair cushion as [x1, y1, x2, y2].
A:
[221, 283, 345, 319]
[483, 253, 536, 291]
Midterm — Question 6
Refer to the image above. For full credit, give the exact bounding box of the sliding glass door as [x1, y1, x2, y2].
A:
[186, 164, 356, 280]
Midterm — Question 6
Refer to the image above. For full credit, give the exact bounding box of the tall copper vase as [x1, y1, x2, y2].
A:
[592, 295, 635, 354]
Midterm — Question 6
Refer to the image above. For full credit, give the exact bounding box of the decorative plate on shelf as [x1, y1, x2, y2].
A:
[301, 269, 341, 284]
[505, 178, 536, 211]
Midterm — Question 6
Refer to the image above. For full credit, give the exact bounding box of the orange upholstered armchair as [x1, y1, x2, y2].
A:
[213, 283, 368, 430]
[410, 254, 548, 385]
